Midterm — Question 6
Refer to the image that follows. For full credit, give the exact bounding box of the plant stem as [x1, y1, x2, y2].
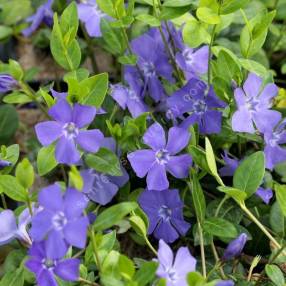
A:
[210, 241, 226, 279]
[145, 236, 158, 256]
[215, 195, 229, 217]
[1, 193, 7, 209]
[26, 194, 33, 216]
[79, 277, 100, 286]
[89, 227, 102, 272]
[240, 202, 281, 249]
[198, 221, 207, 278]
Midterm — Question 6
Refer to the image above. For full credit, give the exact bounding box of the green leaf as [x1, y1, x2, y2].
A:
[163, 0, 194, 7]
[160, 6, 192, 20]
[85, 148, 122, 177]
[37, 145, 58, 176]
[203, 217, 238, 238]
[93, 202, 138, 231]
[136, 14, 161, 26]
[0, 105, 19, 142]
[183, 18, 210, 48]
[134, 261, 158, 286]
[274, 184, 286, 217]
[187, 272, 206, 285]
[3, 92, 32, 104]
[0, 175, 27, 202]
[0, 25, 13, 40]
[60, 2, 78, 39]
[0, 144, 19, 174]
[188, 145, 211, 173]
[118, 255, 135, 280]
[79, 73, 109, 107]
[270, 202, 285, 236]
[0, 268, 24, 286]
[217, 186, 247, 204]
[196, 7, 221, 24]
[191, 173, 206, 224]
[9, 59, 23, 81]
[233, 151, 265, 197]
[205, 137, 224, 186]
[96, 0, 116, 18]
[16, 158, 34, 189]
[129, 215, 148, 237]
[220, 0, 249, 14]
[118, 54, 137, 65]
[265, 264, 285, 286]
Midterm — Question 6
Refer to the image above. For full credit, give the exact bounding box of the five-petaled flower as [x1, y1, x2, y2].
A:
[139, 189, 190, 243]
[35, 98, 104, 165]
[167, 78, 226, 134]
[128, 122, 192, 191]
[30, 184, 89, 259]
[26, 241, 80, 286]
[232, 73, 280, 134]
[156, 239, 196, 286]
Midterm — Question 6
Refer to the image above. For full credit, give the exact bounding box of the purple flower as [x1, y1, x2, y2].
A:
[128, 123, 192, 191]
[0, 159, 12, 170]
[139, 189, 190, 243]
[216, 281, 235, 286]
[167, 78, 226, 134]
[219, 151, 240, 177]
[22, 0, 53, 37]
[256, 187, 273, 204]
[232, 73, 280, 134]
[35, 99, 104, 165]
[223, 233, 248, 260]
[263, 117, 286, 170]
[77, 0, 109, 37]
[156, 239, 196, 286]
[110, 74, 148, 118]
[126, 32, 173, 102]
[176, 46, 209, 79]
[26, 241, 80, 286]
[30, 184, 89, 259]
[0, 74, 18, 93]
[0, 207, 38, 246]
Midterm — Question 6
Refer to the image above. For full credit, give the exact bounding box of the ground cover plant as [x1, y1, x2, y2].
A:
[0, 0, 286, 285]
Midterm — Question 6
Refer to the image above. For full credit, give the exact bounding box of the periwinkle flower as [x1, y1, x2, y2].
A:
[167, 78, 226, 134]
[223, 233, 248, 260]
[0, 159, 12, 170]
[0, 208, 37, 246]
[26, 241, 80, 286]
[216, 281, 235, 286]
[22, 0, 54, 37]
[126, 33, 173, 102]
[128, 123, 192, 191]
[35, 99, 104, 165]
[232, 73, 281, 134]
[30, 184, 89, 259]
[176, 46, 209, 79]
[255, 187, 273, 204]
[0, 74, 18, 93]
[139, 189, 190, 243]
[77, 0, 109, 37]
[156, 239, 196, 286]
[263, 117, 286, 170]
[110, 74, 148, 118]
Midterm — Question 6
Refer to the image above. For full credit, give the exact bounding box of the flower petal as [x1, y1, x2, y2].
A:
[54, 258, 80, 281]
[166, 155, 192, 179]
[154, 220, 178, 243]
[253, 110, 281, 133]
[0, 210, 17, 245]
[232, 109, 255, 133]
[37, 269, 58, 286]
[30, 210, 53, 241]
[72, 104, 96, 128]
[35, 121, 62, 146]
[48, 99, 72, 123]
[147, 164, 169, 191]
[166, 127, 190, 155]
[76, 129, 104, 153]
[143, 123, 166, 150]
[46, 230, 68, 259]
[173, 247, 196, 277]
[243, 73, 262, 98]
[128, 150, 155, 177]
[55, 137, 80, 165]
[64, 217, 89, 249]
[64, 188, 88, 219]
[38, 184, 63, 211]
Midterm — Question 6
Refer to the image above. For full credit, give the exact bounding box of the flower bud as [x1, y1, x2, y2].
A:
[223, 233, 248, 260]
